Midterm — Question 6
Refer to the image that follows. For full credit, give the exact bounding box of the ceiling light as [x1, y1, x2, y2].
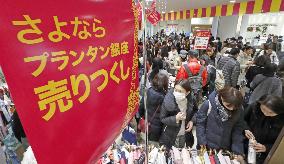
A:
[229, 0, 236, 3]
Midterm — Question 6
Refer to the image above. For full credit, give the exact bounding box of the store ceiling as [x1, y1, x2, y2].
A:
[146, 0, 253, 13]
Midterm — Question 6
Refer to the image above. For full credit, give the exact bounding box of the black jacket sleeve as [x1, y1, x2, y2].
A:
[139, 96, 145, 118]
[231, 109, 245, 155]
[160, 102, 180, 127]
[243, 104, 254, 130]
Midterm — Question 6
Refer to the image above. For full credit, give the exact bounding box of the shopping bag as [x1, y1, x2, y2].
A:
[203, 151, 211, 164]
[157, 151, 167, 164]
[230, 159, 240, 164]
[172, 146, 182, 164]
[223, 156, 231, 164]
[122, 126, 137, 145]
[217, 152, 227, 164]
[181, 148, 193, 164]
[149, 147, 159, 164]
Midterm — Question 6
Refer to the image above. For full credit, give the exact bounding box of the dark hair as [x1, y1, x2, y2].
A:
[259, 95, 284, 115]
[243, 46, 253, 51]
[254, 55, 271, 67]
[149, 57, 163, 81]
[174, 79, 191, 92]
[230, 48, 240, 56]
[237, 43, 243, 50]
[218, 87, 243, 109]
[188, 50, 199, 58]
[263, 63, 278, 76]
[152, 72, 169, 92]
[264, 43, 273, 50]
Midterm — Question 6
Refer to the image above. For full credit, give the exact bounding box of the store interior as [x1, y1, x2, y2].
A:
[1, 0, 284, 163]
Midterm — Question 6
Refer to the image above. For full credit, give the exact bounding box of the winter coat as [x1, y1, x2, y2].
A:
[196, 91, 245, 155]
[146, 87, 166, 142]
[217, 55, 240, 88]
[249, 74, 282, 104]
[245, 65, 265, 88]
[176, 59, 208, 87]
[272, 42, 282, 54]
[258, 50, 279, 65]
[244, 103, 284, 163]
[159, 89, 197, 149]
[11, 112, 26, 142]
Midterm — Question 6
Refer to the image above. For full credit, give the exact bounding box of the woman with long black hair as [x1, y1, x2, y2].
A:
[244, 95, 284, 163]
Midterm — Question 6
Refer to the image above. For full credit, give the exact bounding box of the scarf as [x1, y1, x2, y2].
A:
[215, 95, 230, 122]
[176, 98, 187, 136]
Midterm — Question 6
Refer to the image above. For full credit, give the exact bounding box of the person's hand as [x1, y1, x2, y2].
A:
[234, 155, 245, 164]
[246, 61, 253, 65]
[253, 143, 266, 153]
[185, 121, 193, 132]
[176, 112, 186, 122]
[245, 130, 255, 140]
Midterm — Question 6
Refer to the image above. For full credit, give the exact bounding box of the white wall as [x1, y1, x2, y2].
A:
[239, 14, 249, 38]
[191, 17, 213, 25]
[154, 19, 191, 34]
[217, 15, 239, 41]
[154, 17, 213, 35]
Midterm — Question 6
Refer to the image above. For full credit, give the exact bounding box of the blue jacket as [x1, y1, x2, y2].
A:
[196, 91, 244, 155]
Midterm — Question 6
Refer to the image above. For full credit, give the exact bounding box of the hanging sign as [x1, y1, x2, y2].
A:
[0, 0, 139, 163]
[147, 10, 161, 26]
[146, 0, 161, 26]
[194, 30, 211, 50]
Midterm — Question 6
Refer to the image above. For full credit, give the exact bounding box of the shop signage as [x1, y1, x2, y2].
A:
[194, 31, 211, 50]
[0, 0, 139, 163]
[146, 0, 161, 26]
[147, 10, 161, 26]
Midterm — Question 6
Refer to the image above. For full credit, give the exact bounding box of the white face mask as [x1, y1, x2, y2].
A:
[173, 91, 186, 101]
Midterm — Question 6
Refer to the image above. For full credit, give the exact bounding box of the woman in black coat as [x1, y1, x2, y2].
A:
[245, 55, 271, 87]
[244, 95, 284, 163]
[159, 79, 198, 149]
[146, 72, 168, 143]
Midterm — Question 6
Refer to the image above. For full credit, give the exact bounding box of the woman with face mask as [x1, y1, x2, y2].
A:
[244, 95, 284, 164]
[159, 79, 198, 149]
[196, 87, 245, 162]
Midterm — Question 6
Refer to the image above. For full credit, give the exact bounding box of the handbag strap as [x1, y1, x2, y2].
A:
[251, 76, 270, 91]
[149, 105, 160, 123]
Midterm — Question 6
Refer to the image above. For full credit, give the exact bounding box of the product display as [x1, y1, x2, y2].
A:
[1, 0, 284, 163]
